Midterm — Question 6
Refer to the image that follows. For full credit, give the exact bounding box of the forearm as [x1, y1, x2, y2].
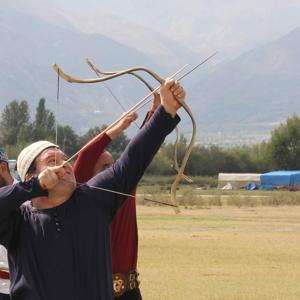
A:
[106, 111, 137, 139]
[106, 124, 124, 140]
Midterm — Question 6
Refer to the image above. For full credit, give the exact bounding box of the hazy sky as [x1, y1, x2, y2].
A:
[46, 0, 300, 59]
[6, 0, 300, 60]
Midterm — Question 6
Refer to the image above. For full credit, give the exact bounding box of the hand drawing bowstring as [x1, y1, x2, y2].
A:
[53, 51, 217, 213]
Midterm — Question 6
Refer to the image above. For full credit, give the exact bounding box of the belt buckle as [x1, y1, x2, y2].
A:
[128, 271, 139, 290]
[129, 273, 136, 281]
[113, 273, 126, 298]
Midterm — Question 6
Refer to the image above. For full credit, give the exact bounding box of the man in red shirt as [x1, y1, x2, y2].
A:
[73, 94, 161, 300]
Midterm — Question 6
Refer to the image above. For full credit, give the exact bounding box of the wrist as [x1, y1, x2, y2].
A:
[106, 125, 123, 140]
[161, 104, 177, 118]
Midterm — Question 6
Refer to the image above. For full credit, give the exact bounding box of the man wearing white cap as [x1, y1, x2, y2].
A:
[0, 79, 185, 300]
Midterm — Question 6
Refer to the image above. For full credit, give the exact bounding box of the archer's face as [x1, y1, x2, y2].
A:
[35, 148, 76, 191]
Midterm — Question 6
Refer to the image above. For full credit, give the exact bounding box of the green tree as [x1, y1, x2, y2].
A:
[268, 115, 300, 170]
[78, 125, 130, 160]
[146, 149, 173, 175]
[78, 126, 102, 148]
[57, 125, 79, 157]
[178, 145, 209, 176]
[225, 147, 256, 173]
[17, 123, 34, 144]
[247, 142, 271, 172]
[32, 98, 56, 141]
[0, 100, 31, 145]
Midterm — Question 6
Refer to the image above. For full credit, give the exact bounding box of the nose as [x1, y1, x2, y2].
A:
[62, 161, 72, 171]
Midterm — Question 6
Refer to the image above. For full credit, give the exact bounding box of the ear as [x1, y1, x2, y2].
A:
[24, 172, 34, 181]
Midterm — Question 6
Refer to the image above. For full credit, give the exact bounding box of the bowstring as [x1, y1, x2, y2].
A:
[55, 69, 60, 167]
[87, 64, 141, 129]
[60, 179, 178, 208]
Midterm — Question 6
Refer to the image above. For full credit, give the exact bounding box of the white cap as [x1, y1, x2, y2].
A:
[17, 141, 58, 181]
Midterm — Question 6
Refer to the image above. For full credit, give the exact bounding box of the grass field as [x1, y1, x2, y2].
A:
[137, 176, 300, 207]
[136, 205, 300, 300]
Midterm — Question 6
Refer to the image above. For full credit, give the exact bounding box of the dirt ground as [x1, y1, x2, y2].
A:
[136, 205, 300, 300]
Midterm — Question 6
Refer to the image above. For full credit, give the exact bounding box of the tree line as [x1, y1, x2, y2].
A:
[0, 98, 129, 161]
[1, 98, 300, 176]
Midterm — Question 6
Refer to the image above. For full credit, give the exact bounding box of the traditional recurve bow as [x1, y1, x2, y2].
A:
[86, 59, 193, 185]
[52, 51, 217, 213]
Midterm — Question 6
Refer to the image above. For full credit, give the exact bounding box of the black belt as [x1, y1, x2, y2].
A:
[113, 270, 140, 298]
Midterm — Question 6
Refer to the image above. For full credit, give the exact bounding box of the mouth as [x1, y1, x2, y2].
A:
[61, 170, 74, 181]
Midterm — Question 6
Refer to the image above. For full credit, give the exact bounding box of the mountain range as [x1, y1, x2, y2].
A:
[190, 26, 300, 140]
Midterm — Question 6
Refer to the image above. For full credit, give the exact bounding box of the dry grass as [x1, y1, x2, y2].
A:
[136, 206, 300, 300]
[137, 187, 300, 208]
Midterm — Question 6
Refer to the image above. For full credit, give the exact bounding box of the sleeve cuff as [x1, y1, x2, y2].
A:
[28, 177, 49, 197]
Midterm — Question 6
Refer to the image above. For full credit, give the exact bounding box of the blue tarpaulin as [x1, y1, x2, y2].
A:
[260, 171, 300, 190]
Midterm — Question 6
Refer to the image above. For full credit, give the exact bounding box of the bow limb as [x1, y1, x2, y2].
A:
[170, 98, 197, 214]
[174, 127, 193, 183]
[86, 58, 155, 91]
[52, 64, 165, 85]
[61, 65, 187, 166]
[168, 52, 219, 212]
